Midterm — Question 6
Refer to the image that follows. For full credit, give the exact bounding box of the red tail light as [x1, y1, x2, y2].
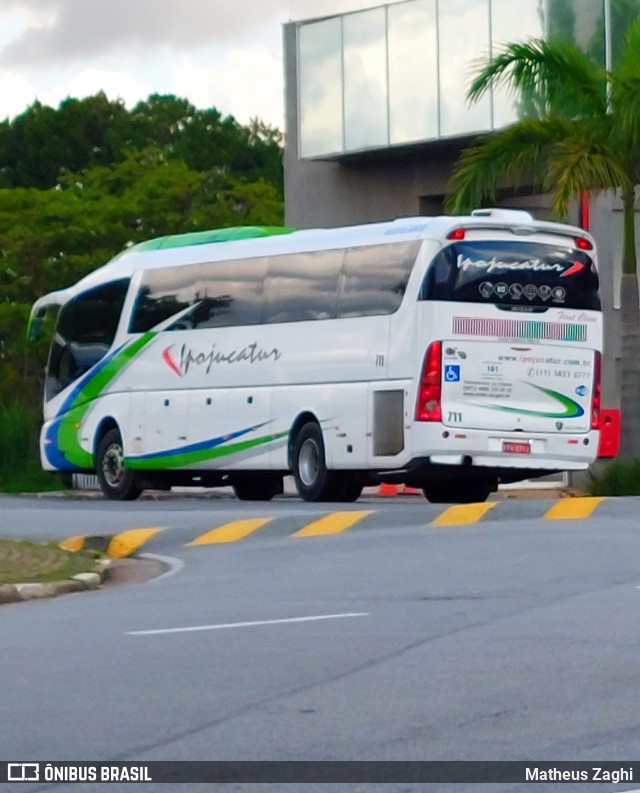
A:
[447, 228, 466, 240]
[575, 237, 593, 250]
[591, 351, 601, 430]
[416, 341, 442, 422]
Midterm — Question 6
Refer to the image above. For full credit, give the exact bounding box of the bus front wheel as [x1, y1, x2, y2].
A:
[96, 428, 143, 501]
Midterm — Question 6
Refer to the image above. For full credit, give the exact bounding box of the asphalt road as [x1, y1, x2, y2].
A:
[1, 493, 640, 793]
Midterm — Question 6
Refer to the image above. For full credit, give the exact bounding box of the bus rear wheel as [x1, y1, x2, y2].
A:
[332, 476, 364, 503]
[232, 474, 282, 501]
[422, 483, 492, 504]
[96, 428, 143, 501]
[291, 422, 340, 502]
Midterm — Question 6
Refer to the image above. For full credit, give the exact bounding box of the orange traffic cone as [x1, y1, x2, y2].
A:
[400, 485, 421, 495]
[379, 482, 398, 496]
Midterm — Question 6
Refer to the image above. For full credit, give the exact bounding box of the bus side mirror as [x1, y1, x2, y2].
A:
[27, 311, 45, 344]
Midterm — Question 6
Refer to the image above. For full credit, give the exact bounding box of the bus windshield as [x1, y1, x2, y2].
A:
[421, 240, 601, 311]
[45, 279, 129, 401]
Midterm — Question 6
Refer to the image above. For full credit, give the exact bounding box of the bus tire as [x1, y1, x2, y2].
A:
[332, 476, 363, 503]
[422, 483, 491, 504]
[96, 428, 143, 501]
[232, 474, 282, 501]
[291, 422, 338, 502]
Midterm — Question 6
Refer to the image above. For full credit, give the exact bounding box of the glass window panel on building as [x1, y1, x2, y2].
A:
[547, 0, 605, 66]
[491, 0, 546, 129]
[609, 0, 639, 66]
[343, 7, 389, 151]
[298, 17, 344, 157]
[388, 0, 438, 144]
[438, 0, 492, 136]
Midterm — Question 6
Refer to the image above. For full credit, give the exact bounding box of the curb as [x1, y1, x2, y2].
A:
[0, 559, 112, 605]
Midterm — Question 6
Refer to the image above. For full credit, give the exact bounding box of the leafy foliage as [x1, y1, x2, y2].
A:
[0, 400, 56, 493]
[588, 459, 640, 496]
[0, 93, 283, 193]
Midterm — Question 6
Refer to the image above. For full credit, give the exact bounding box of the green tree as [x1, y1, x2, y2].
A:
[0, 93, 283, 196]
[0, 146, 284, 310]
[445, 21, 640, 459]
[0, 94, 131, 188]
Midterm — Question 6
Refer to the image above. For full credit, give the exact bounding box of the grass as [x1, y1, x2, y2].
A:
[588, 458, 640, 496]
[0, 470, 64, 494]
[0, 538, 98, 585]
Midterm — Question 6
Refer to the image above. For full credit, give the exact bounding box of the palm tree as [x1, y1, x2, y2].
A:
[445, 21, 640, 459]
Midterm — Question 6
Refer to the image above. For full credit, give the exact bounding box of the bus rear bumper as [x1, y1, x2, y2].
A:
[427, 453, 590, 471]
[370, 429, 599, 486]
[411, 427, 598, 470]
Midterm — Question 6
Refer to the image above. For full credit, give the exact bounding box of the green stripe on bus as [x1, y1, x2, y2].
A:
[132, 226, 294, 252]
[125, 429, 289, 470]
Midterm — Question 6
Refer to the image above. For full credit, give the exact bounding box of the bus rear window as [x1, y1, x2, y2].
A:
[420, 240, 601, 311]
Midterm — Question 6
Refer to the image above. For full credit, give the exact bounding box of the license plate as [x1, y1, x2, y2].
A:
[502, 440, 531, 455]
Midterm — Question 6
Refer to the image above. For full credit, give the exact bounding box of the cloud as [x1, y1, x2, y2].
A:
[0, 0, 410, 70]
[289, 0, 408, 21]
[46, 67, 153, 110]
[170, 47, 284, 126]
[0, 0, 293, 67]
[0, 69, 38, 121]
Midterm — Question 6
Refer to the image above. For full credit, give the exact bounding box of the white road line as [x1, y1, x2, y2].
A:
[139, 552, 185, 582]
[126, 612, 370, 636]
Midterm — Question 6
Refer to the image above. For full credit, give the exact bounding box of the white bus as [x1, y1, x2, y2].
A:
[29, 210, 602, 503]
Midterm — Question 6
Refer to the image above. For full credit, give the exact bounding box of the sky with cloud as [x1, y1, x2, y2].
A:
[0, 0, 406, 130]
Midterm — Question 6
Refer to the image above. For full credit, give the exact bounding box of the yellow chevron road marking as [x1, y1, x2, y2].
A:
[106, 528, 163, 558]
[292, 510, 374, 537]
[189, 518, 272, 545]
[543, 497, 604, 520]
[431, 502, 496, 527]
[58, 535, 86, 552]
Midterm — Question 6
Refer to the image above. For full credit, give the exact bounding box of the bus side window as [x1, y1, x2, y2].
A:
[262, 250, 342, 324]
[337, 242, 418, 318]
[190, 258, 266, 329]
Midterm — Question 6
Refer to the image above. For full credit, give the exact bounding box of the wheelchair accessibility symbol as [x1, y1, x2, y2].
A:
[444, 364, 461, 382]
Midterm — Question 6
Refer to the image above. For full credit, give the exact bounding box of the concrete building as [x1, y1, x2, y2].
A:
[283, 0, 640, 460]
